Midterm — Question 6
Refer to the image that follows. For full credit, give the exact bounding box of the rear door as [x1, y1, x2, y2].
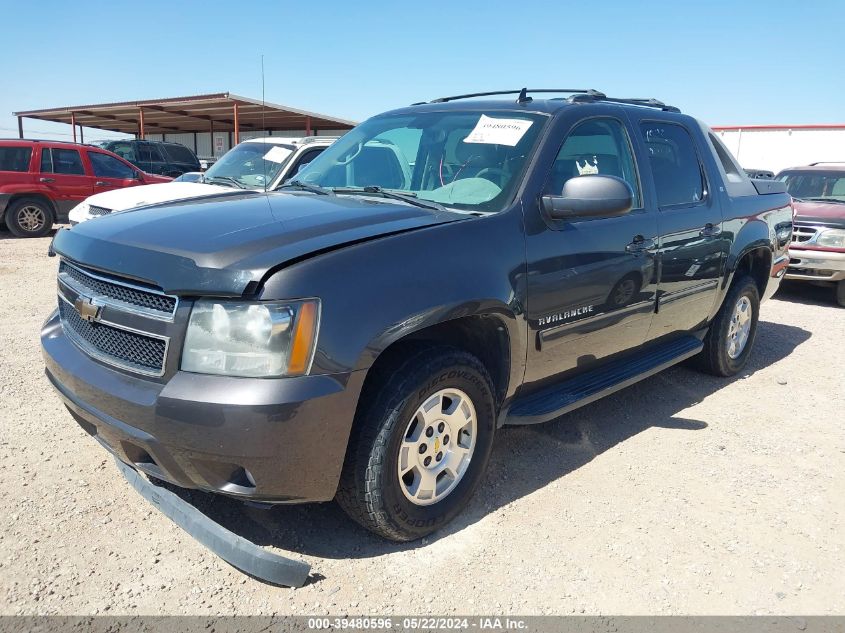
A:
[630, 117, 727, 339]
[86, 150, 141, 193]
[38, 146, 94, 219]
[138, 142, 168, 175]
[523, 111, 659, 385]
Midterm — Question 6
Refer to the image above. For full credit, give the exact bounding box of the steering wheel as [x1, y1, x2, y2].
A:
[475, 167, 508, 187]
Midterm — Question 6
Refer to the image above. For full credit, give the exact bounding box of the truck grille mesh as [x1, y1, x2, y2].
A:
[791, 225, 818, 244]
[59, 262, 176, 316]
[58, 300, 166, 375]
[88, 205, 113, 217]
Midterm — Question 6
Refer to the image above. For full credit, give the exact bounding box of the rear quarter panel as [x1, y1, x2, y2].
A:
[713, 192, 792, 312]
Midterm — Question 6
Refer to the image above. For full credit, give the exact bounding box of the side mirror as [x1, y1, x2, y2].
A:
[134, 170, 144, 181]
[542, 175, 634, 220]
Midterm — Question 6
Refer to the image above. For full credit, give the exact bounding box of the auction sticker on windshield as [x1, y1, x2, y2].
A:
[263, 146, 294, 163]
[463, 115, 533, 146]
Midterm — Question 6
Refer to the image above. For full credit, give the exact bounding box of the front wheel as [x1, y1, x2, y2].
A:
[337, 346, 496, 541]
[836, 280, 845, 307]
[694, 274, 760, 376]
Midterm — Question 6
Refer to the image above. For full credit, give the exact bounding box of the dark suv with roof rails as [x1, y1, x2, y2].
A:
[43, 88, 792, 545]
[92, 139, 201, 177]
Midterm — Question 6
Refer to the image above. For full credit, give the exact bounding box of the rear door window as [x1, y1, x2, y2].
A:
[0, 146, 32, 172]
[40, 148, 85, 175]
[89, 152, 135, 179]
[162, 143, 197, 164]
[639, 122, 705, 208]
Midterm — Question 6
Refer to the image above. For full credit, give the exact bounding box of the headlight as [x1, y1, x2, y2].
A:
[181, 299, 320, 377]
[68, 202, 90, 221]
[816, 228, 845, 249]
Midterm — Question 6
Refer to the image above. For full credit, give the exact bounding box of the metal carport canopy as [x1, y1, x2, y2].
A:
[13, 92, 357, 140]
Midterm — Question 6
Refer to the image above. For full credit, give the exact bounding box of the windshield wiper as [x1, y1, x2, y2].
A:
[333, 186, 446, 211]
[205, 175, 247, 189]
[276, 180, 333, 195]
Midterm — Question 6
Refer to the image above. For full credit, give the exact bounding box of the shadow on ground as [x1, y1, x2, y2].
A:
[0, 227, 59, 242]
[152, 319, 811, 579]
[774, 280, 841, 308]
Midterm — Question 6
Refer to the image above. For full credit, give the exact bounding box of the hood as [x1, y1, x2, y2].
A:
[53, 192, 469, 296]
[792, 199, 845, 229]
[85, 181, 232, 212]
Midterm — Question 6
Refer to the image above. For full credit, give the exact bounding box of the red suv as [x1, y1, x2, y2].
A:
[0, 140, 171, 238]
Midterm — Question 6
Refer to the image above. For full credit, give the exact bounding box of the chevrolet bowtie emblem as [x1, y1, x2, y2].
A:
[74, 295, 102, 322]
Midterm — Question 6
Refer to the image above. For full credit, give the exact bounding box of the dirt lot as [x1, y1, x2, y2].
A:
[1, 230, 843, 616]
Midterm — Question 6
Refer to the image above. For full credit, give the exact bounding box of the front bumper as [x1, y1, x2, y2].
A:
[786, 248, 845, 282]
[41, 310, 365, 503]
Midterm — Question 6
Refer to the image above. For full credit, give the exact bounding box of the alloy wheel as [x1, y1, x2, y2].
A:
[397, 388, 477, 506]
[726, 295, 753, 359]
[17, 205, 46, 233]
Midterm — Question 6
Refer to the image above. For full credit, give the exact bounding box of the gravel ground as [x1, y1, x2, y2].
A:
[1, 230, 843, 616]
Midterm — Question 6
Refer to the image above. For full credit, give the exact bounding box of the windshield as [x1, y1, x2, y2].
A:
[294, 110, 548, 212]
[204, 142, 295, 188]
[779, 170, 845, 203]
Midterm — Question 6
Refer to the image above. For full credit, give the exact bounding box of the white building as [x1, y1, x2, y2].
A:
[713, 124, 845, 175]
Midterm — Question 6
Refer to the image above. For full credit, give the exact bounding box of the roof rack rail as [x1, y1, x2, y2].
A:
[300, 135, 340, 144]
[568, 93, 680, 112]
[426, 88, 605, 104]
[413, 88, 680, 112]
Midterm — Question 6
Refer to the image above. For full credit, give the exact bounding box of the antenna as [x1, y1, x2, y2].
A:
[261, 54, 267, 192]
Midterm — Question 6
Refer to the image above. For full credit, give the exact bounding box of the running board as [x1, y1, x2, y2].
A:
[504, 336, 703, 426]
[115, 458, 312, 587]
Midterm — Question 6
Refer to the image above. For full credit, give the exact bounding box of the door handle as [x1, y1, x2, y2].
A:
[39, 177, 55, 183]
[95, 181, 110, 186]
[700, 223, 722, 237]
[625, 236, 655, 253]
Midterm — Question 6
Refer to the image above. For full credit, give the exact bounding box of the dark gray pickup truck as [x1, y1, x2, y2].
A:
[42, 89, 792, 543]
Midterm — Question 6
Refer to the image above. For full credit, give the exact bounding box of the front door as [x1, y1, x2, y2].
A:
[524, 114, 659, 386]
[37, 147, 94, 218]
[632, 119, 727, 339]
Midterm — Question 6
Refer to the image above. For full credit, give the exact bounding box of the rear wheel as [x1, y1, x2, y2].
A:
[6, 198, 53, 238]
[337, 346, 496, 541]
[695, 275, 760, 376]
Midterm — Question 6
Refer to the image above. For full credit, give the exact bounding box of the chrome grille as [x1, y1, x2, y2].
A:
[58, 299, 167, 376]
[791, 225, 818, 244]
[59, 261, 177, 318]
[88, 205, 113, 217]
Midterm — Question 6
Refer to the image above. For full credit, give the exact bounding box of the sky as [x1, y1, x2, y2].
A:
[1, 0, 843, 141]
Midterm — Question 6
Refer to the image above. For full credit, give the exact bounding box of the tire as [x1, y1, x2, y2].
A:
[836, 280, 845, 308]
[337, 345, 496, 541]
[6, 198, 53, 238]
[694, 274, 760, 377]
